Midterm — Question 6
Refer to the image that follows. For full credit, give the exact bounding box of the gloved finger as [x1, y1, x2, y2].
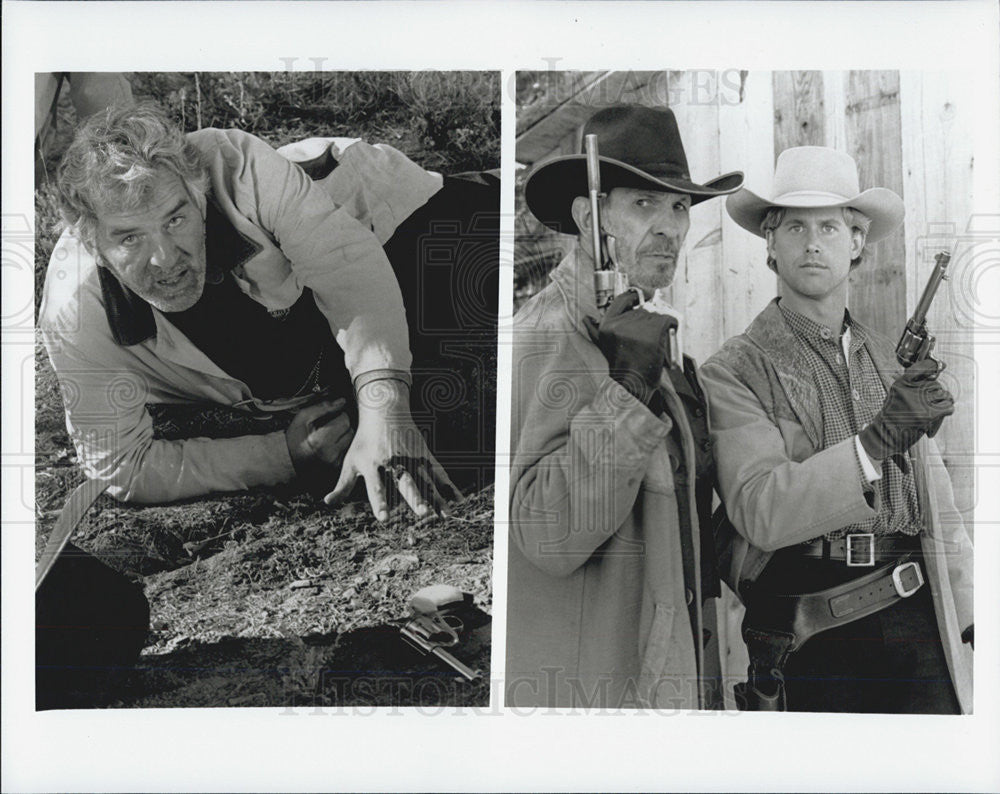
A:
[323, 427, 356, 466]
[925, 387, 954, 406]
[582, 316, 601, 345]
[310, 402, 350, 431]
[304, 398, 348, 430]
[604, 289, 641, 319]
[323, 461, 358, 506]
[934, 398, 956, 415]
[903, 358, 942, 383]
[316, 412, 353, 439]
[927, 414, 947, 438]
[926, 356, 946, 376]
[922, 385, 954, 409]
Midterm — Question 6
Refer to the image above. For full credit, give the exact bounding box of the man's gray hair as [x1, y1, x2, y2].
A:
[760, 206, 872, 270]
[57, 101, 209, 252]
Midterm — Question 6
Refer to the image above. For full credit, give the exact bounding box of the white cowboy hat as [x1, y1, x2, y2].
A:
[726, 146, 904, 243]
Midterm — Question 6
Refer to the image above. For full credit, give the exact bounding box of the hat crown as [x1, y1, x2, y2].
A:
[580, 105, 691, 180]
[772, 146, 862, 202]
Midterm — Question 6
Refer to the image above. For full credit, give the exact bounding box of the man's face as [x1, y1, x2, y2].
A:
[601, 187, 691, 295]
[94, 173, 207, 312]
[767, 207, 863, 303]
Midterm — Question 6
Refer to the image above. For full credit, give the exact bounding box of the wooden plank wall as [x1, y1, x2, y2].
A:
[515, 69, 976, 690]
[656, 71, 777, 362]
[898, 71, 975, 525]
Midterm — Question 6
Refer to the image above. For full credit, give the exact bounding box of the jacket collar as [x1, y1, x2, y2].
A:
[743, 299, 824, 446]
[98, 195, 263, 346]
[743, 298, 896, 447]
[549, 246, 601, 337]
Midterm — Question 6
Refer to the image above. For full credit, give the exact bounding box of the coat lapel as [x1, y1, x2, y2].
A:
[744, 300, 823, 449]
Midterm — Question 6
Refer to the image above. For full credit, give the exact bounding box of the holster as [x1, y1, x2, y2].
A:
[735, 626, 795, 711]
[734, 553, 926, 711]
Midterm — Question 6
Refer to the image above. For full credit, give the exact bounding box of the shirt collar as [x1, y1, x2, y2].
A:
[778, 301, 870, 359]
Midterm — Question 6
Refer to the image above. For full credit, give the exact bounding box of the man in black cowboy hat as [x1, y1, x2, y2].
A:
[506, 105, 743, 709]
[700, 146, 973, 713]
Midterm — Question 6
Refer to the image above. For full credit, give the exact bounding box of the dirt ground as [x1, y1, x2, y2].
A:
[35, 337, 494, 710]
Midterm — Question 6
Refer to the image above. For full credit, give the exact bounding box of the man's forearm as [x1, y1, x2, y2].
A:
[702, 361, 877, 551]
[510, 377, 669, 576]
[92, 431, 296, 504]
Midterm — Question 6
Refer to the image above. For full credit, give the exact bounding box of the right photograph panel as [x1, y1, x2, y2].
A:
[507, 70, 975, 713]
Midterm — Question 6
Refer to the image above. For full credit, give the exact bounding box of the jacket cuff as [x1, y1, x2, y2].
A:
[353, 368, 412, 393]
[854, 434, 882, 483]
[598, 376, 672, 461]
[263, 430, 297, 484]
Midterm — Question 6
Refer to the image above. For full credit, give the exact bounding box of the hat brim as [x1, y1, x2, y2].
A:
[726, 186, 904, 243]
[525, 154, 745, 235]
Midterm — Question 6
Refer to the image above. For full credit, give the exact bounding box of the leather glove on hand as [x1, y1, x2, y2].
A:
[859, 358, 955, 461]
[285, 398, 354, 477]
[583, 290, 676, 410]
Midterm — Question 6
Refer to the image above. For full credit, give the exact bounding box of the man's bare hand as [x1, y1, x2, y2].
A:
[285, 398, 354, 475]
[323, 380, 460, 522]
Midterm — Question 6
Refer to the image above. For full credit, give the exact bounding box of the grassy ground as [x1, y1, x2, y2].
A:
[34, 72, 498, 708]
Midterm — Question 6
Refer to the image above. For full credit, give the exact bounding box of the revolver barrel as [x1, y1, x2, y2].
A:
[911, 251, 950, 327]
[895, 251, 950, 367]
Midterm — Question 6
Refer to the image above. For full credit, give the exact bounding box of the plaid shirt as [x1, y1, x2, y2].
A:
[779, 303, 921, 538]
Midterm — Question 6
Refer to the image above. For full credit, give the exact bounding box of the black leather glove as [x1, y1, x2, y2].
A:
[859, 358, 955, 461]
[285, 398, 354, 476]
[583, 290, 676, 409]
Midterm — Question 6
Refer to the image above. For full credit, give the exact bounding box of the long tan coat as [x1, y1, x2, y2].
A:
[506, 251, 717, 710]
[700, 300, 974, 712]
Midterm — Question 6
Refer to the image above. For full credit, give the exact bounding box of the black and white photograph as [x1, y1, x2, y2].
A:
[4, 1, 999, 792]
[509, 69, 976, 713]
[33, 70, 500, 710]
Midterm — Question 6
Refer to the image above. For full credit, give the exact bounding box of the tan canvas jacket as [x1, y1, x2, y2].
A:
[700, 299, 974, 712]
[507, 251, 718, 710]
[40, 129, 440, 503]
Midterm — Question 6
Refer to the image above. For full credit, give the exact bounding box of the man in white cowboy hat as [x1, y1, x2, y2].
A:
[506, 105, 743, 709]
[700, 146, 973, 713]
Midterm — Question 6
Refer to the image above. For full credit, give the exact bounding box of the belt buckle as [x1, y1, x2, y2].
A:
[892, 560, 925, 598]
[845, 533, 876, 567]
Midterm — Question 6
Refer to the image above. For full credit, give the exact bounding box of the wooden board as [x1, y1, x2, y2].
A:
[772, 70, 826, 154]
[899, 71, 976, 520]
[843, 70, 908, 340]
[666, 71, 726, 362]
[719, 70, 778, 341]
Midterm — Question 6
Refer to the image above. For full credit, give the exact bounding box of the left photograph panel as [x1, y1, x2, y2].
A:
[33, 71, 500, 709]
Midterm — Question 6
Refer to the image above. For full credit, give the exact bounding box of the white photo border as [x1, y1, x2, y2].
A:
[3, 1, 999, 791]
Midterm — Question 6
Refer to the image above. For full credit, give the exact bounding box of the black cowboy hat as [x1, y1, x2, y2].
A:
[525, 105, 744, 234]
